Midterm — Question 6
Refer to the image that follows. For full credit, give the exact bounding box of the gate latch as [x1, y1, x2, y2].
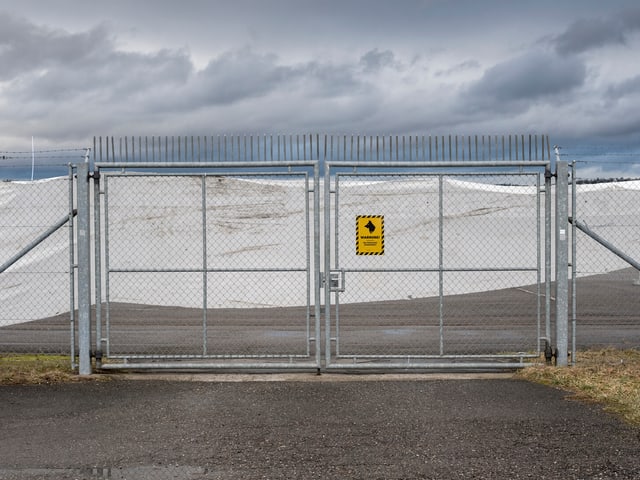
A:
[323, 270, 345, 292]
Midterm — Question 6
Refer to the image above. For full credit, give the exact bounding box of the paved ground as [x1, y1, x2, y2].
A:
[0, 375, 639, 479]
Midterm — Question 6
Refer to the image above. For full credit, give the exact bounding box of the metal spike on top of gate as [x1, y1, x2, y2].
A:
[93, 134, 551, 163]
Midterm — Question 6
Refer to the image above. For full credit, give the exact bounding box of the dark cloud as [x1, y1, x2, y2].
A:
[188, 49, 296, 106]
[359, 49, 395, 73]
[0, 13, 111, 80]
[15, 49, 193, 105]
[606, 75, 640, 101]
[466, 51, 586, 107]
[1, 1, 640, 163]
[553, 7, 640, 55]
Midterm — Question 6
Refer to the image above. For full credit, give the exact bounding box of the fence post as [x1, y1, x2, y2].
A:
[76, 162, 92, 375]
[555, 159, 569, 366]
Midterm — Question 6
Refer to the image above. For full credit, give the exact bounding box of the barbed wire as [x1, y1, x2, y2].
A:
[0, 148, 88, 154]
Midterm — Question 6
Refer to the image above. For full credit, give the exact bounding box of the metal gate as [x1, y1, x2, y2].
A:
[94, 161, 321, 370]
[75, 134, 556, 372]
[323, 162, 550, 369]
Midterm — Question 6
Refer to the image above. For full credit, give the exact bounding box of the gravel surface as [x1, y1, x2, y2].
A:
[1, 377, 639, 479]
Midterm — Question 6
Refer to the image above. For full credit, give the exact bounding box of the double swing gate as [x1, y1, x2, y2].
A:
[81, 134, 554, 372]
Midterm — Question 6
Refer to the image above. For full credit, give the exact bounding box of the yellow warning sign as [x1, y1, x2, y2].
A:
[356, 215, 384, 255]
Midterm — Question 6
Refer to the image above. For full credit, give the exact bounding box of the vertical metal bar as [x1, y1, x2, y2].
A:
[93, 166, 102, 368]
[438, 174, 444, 356]
[324, 161, 332, 367]
[104, 175, 111, 356]
[555, 159, 569, 366]
[68, 165, 76, 369]
[76, 162, 91, 375]
[313, 162, 321, 370]
[571, 160, 577, 365]
[536, 172, 541, 354]
[201, 175, 208, 355]
[454, 135, 457, 161]
[545, 165, 552, 347]
[474, 135, 478, 161]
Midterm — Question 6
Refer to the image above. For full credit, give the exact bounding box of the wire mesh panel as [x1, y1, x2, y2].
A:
[0, 174, 74, 354]
[98, 165, 319, 368]
[571, 167, 640, 352]
[325, 169, 545, 368]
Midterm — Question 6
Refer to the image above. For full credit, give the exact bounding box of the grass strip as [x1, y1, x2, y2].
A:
[0, 355, 82, 385]
[517, 348, 640, 426]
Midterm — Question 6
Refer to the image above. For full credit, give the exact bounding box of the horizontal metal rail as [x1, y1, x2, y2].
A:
[0, 210, 77, 273]
[335, 354, 538, 359]
[326, 363, 529, 370]
[99, 361, 320, 370]
[326, 160, 550, 169]
[341, 267, 538, 273]
[108, 354, 312, 360]
[109, 267, 307, 273]
[96, 161, 318, 170]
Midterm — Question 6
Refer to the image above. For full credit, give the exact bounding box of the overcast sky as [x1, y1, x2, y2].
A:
[1, 0, 640, 172]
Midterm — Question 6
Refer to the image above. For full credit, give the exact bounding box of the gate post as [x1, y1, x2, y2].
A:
[76, 162, 92, 375]
[555, 160, 569, 366]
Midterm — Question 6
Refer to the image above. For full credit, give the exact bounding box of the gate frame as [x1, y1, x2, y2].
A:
[323, 160, 553, 370]
[75, 134, 567, 373]
[89, 161, 322, 372]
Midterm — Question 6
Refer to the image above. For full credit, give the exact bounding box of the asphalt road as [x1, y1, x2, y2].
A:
[3, 268, 640, 360]
[0, 376, 639, 479]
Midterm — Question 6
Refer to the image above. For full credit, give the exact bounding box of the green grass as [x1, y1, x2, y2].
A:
[517, 348, 640, 426]
[0, 355, 91, 385]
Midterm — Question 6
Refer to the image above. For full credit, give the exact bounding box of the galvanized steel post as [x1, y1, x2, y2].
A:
[555, 158, 569, 366]
[77, 162, 92, 375]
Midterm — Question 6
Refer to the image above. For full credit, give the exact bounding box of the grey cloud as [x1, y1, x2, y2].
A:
[190, 49, 297, 106]
[0, 13, 111, 80]
[16, 49, 193, 104]
[606, 75, 640, 101]
[435, 60, 481, 77]
[466, 51, 586, 107]
[553, 7, 640, 55]
[359, 49, 395, 73]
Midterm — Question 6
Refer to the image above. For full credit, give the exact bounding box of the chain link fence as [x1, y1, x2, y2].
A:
[571, 162, 640, 352]
[326, 169, 546, 367]
[0, 173, 74, 354]
[97, 166, 319, 368]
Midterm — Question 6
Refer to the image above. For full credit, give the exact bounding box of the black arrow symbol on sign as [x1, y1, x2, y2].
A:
[364, 220, 376, 233]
